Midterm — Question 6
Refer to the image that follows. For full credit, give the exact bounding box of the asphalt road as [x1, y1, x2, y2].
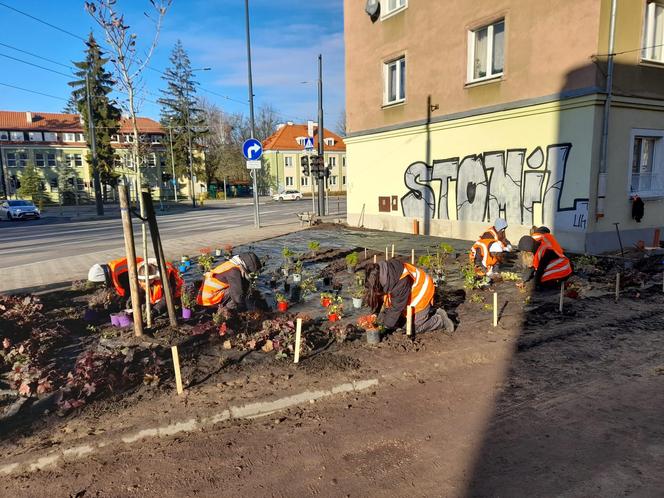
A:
[0, 197, 346, 270]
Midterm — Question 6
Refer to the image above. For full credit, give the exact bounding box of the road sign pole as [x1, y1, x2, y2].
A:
[317, 54, 326, 217]
[245, 0, 260, 228]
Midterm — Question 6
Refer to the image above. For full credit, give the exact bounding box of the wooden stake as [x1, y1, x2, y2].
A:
[615, 272, 620, 302]
[171, 345, 183, 395]
[391, 244, 395, 258]
[559, 282, 564, 313]
[294, 318, 303, 364]
[373, 254, 377, 264]
[493, 292, 498, 327]
[364, 248, 367, 260]
[406, 306, 413, 336]
[411, 248, 415, 265]
[118, 184, 143, 337]
[385, 246, 389, 261]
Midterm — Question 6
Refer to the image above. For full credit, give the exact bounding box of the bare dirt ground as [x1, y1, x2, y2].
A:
[3, 275, 664, 497]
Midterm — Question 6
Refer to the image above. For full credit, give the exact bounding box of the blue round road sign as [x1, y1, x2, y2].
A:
[242, 138, 263, 160]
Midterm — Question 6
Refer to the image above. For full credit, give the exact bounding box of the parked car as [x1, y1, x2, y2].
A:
[0, 199, 40, 220]
[272, 190, 303, 201]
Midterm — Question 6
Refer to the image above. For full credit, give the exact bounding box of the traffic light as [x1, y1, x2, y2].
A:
[311, 155, 325, 179]
[300, 155, 310, 176]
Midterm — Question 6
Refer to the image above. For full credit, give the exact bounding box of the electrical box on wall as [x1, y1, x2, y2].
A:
[378, 196, 391, 212]
[391, 196, 398, 211]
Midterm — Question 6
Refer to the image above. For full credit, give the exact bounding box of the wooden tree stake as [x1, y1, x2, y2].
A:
[294, 318, 303, 364]
[615, 272, 620, 302]
[411, 249, 415, 265]
[385, 246, 389, 261]
[406, 306, 413, 336]
[373, 254, 377, 264]
[559, 282, 565, 313]
[364, 248, 367, 260]
[391, 244, 395, 258]
[171, 345, 183, 395]
[118, 184, 143, 337]
[493, 292, 498, 327]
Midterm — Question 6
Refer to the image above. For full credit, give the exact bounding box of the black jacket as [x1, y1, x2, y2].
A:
[378, 260, 411, 329]
[216, 267, 249, 310]
[523, 246, 559, 287]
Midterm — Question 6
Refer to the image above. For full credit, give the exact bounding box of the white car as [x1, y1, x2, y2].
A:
[272, 190, 302, 201]
[0, 199, 41, 221]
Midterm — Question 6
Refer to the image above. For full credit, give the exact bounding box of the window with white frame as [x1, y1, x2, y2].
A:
[301, 176, 309, 187]
[63, 133, 76, 142]
[329, 156, 337, 168]
[66, 154, 83, 167]
[43, 132, 57, 142]
[28, 132, 43, 142]
[384, 56, 406, 105]
[35, 153, 46, 167]
[468, 19, 505, 82]
[285, 176, 294, 186]
[6, 152, 16, 167]
[284, 156, 294, 167]
[330, 175, 337, 186]
[10, 132, 24, 141]
[47, 153, 56, 167]
[630, 131, 664, 196]
[324, 138, 334, 146]
[643, 1, 664, 62]
[0, 131, 8, 141]
[146, 153, 157, 167]
[382, 0, 406, 18]
[9, 152, 28, 167]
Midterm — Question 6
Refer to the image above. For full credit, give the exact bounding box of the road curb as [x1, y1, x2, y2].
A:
[0, 378, 378, 476]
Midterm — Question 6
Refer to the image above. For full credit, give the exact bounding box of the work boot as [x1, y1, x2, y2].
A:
[436, 309, 455, 334]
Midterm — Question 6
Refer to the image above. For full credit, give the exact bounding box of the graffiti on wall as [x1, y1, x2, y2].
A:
[401, 143, 589, 231]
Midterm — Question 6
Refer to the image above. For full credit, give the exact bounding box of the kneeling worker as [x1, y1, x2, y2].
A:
[484, 218, 513, 251]
[470, 234, 506, 278]
[364, 260, 454, 334]
[87, 257, 183, 307]
[197, 252, 262, 310]
[530, 225, 564, 255]
[517, 235, 573, 289]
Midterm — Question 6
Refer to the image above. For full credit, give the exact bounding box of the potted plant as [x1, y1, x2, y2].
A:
[180, 255, 190, 264]
[181, 285, 194, 320]
[300, 276, 317, 298]
[292, 259, 303, 283]
[281, 247, 294, 276]
[276, 292, 289, 312]
[345, 251, 359, 274]
[215, 248, 222, 257]
[320, 291, 334, 308]
[307, 240, 320, 256]
[357, 314, 381, 344]
[198, 250, 215, 273]
[327, 297, 343, 322]
[351, 285, 364, 309]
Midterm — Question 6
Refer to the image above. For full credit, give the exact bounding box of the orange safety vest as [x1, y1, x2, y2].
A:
[108, 257, 143, 297]
[383, 263, 435, 315]
[109, 257, 183, 304]
[532, 232, 564, 256]
[196, 260, 241, 307]
[486, 226, 509, 250]
[470, 238, 499, 270]
[533, 242, 572, 283]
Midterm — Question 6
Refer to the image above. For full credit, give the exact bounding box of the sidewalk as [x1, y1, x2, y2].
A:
[0, 220, 304, 294]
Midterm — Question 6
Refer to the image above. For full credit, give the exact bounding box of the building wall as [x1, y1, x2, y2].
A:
[346, 97, 599, 253]
[264, 150, 347, 194]
[344, 0, 603, 136]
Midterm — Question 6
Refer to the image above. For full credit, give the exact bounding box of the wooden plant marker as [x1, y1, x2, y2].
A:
[493, 292, 498, 327]
[294, 318, 303, 364]
[391, 244, 395, 258]
[559, 282, 565, 313]
[373, 254, 377, 264]
[615, 273, 621, 302]
[364, 248, 368, 260]
[171, 346, 183, 395]
[406, 306, 413, 336]
[411, 249, 415, 265]
[385, 246, 389, 261]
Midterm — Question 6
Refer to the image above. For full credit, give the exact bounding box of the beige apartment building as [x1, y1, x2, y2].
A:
[344, 0, 664, 252]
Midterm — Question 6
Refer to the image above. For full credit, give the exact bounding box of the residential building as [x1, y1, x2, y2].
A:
[262, 121, 347, 195]
[344, 0, 664, 252]
[0, 110, 205, 202]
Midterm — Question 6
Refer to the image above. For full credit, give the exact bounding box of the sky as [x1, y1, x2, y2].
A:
[0, 0, 345, 128]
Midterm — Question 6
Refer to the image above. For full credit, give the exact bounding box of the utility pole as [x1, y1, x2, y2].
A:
[185, 95, 196, 208]
[245, 0, 260, 228]
[168, 122, 178, 202]
[317, 54, 326, 216]
[85, 71, 104, 216]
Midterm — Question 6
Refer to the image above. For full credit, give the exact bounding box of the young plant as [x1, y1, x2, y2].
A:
[419, 243, 454, 279]
[351, 284, 365, 300]
[328, 296, 344, 317]
[307, 240, 320, 255]
[180, 284, 195, 309]
[275, 292, 288, 303]
[293, 259, 304, 275]
[300, 276, 317, 297]
[198, 252, 215, 273]
[357, 314, 380, 331]
[345, 251, 359, 269]
[461, 262, 489, 290]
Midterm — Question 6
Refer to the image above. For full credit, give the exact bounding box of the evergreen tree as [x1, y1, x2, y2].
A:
[62, 95, 79, 114]
[158, 40, 206, 181]
[68, 33, 121, 194]
[18, 163, 43, 201]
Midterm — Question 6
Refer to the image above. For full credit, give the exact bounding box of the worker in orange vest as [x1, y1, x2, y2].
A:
[364, 260, 454, 334]
[517, 235, 573, 288]
[483, 218, 513, 251]
[87, 257, 183, 309]
[530, 226, 564, 255]
[197, 252, 262, 310]
[470, 233, 506, 278]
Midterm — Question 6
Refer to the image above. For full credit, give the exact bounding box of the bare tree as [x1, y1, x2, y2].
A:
[335, 108, 347, 137]
[85, 0, 171, 328]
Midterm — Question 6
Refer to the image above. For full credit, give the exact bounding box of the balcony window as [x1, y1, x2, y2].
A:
[383, 56, 406, 105]
[643, 1, 664, 62]
[468, 19, 505, 83]
[382, 0, 406, 19]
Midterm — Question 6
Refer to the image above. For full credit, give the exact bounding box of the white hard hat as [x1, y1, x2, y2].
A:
[88, 264, 106, 283]
[137, 258, 159, 281]
[489, 241, 505, 254]
[494, 218, 508, 232]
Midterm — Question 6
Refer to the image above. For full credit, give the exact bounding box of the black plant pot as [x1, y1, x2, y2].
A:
[290, 285, 301, 303]
[323, 276, 332, 286]
[284, 282, 291, 292]
[269, 279, 278, 289]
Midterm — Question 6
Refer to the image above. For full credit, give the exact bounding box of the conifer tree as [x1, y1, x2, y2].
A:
[158, 40, 206, 180]
[18, 163, 43, 201]
[68, 33, 121, 196]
